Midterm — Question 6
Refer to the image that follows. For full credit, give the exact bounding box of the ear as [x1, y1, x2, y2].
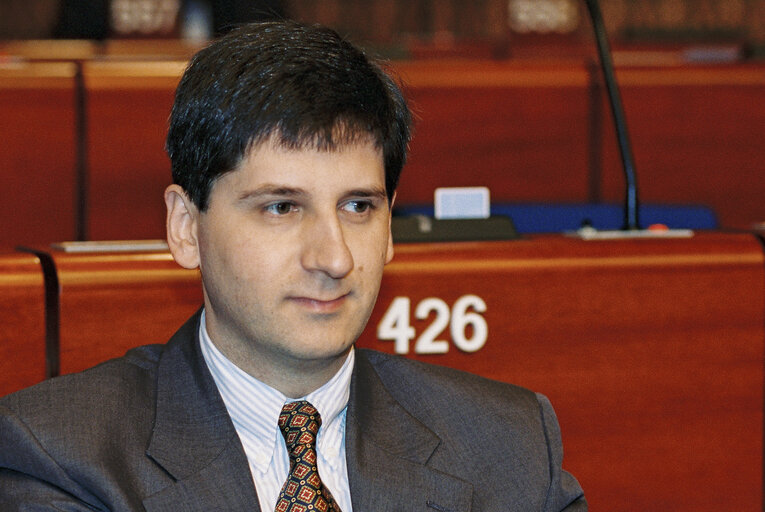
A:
[385, 192, 396, 264]
[164, 184, 201, 270]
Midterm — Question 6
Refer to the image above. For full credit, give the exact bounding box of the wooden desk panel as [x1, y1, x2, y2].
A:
[392, 61, 593, 205]
[600, 66, 765, 229]
[0, 252, 46, 396]
[82, 61, 185, 241]
[0, 63, 78, 249]
[354, 232, 765, 511]
[0, 39, 206, 62]
[50, 245, 202, 374]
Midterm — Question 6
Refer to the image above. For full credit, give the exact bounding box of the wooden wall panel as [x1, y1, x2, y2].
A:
[0, 63, 78, 249]
[77, 59, 765, 236]
[50, 244, 203, 374]
[0, 252, 46, 396]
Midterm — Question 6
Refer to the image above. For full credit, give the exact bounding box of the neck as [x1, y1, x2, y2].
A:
[201, 307, 354, 397]
[256, 350, 351, 398]
[212, 332, 351, 398]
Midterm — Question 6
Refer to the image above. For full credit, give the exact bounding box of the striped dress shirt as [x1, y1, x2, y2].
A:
[198, 310, 354, 512]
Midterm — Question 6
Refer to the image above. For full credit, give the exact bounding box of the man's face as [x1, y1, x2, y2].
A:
[189, 140, 393, 382]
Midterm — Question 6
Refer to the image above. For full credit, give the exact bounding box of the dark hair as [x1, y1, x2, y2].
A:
[166, 20, 412, 210]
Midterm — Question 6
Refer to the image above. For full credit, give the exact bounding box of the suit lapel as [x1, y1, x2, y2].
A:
[138, 316, 474, 511]
[143, 312, 261, 512]
[346, 351, 473, 512]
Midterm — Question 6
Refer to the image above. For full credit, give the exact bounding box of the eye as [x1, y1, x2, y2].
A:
[264, 201, 296, 215]
[342, 200, 372, 214]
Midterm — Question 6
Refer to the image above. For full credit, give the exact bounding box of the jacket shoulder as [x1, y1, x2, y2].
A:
[356, 348, 547, 444]
[2, 343, 163, 413]
[0, 343, 165, 474]
[0, 343, 171, 509]
[355, 349, 586, 510]
[357, 348, 538, 406]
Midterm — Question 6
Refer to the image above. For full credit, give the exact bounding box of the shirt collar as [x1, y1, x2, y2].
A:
[198, 309, 354, 472]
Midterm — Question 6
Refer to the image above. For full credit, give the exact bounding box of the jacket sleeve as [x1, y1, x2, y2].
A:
[0, 402, 107, 511]
[536, 393, 588, 511]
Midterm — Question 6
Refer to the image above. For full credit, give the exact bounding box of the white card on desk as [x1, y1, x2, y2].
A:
[434, 186, 490, 219]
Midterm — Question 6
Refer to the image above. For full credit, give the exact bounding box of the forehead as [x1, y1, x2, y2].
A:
[215, 139, 386, 194]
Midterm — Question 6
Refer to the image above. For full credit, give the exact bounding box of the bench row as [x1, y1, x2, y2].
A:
[2, 58, 765, 249]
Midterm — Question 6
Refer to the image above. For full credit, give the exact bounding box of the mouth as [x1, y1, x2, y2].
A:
[288, 293, 350, 314]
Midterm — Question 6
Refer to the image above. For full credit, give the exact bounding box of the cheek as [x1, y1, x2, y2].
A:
[354, 243, 389, 281]
[200, 229, 259, 290]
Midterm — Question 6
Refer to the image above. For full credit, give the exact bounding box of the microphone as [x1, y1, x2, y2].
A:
[583, 0, 640, 231]
[571, 0, 694, 240]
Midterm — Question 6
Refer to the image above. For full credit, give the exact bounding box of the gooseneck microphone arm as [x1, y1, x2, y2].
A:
[583, 0, 640, 230]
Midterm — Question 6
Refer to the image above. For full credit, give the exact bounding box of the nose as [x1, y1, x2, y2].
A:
[300, 211, 354, 279]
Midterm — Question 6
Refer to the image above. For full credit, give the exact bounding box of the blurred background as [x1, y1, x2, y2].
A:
[0, 0, 765, 55]
[1, 0, 764, 247]
[2, 0, 765, 55]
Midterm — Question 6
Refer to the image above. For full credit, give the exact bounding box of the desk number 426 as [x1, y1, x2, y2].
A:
[376, 295, 488, 355]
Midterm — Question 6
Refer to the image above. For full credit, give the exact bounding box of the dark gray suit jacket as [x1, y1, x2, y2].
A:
[0, 312, 586, 511]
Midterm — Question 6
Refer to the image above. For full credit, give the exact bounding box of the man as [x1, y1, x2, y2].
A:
[0, 21, 586, 511]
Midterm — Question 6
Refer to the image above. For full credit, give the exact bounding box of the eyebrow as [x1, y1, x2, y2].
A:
[345, 187, 388, 201]
[236, 185, 388, 203]
[236, 185, 306, 203]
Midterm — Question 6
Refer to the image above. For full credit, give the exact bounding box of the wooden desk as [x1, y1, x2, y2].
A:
[0, 252, 46, 396]
[0, 39, 206, 62]
[18, 232, 764, 510]
[48, 241, 203, 375]
[0, 40, 97, 61]
[0, 62, 79, 249]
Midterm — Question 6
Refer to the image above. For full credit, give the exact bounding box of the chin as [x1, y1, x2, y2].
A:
[285, 337, 354, 362]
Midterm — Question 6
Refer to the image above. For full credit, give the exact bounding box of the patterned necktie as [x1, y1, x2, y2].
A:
[275, 401, 342, 512]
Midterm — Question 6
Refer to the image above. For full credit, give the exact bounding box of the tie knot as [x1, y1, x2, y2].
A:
[278, 400, 322, 450]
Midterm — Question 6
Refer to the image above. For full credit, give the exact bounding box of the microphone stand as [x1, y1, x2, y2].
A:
[583, 0, 640, 230]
